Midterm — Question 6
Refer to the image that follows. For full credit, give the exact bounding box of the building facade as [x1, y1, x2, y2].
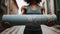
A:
[0, 0, 19, 32]
[42, 0, 55, 14]
[7, 0, 19, 14]
[0, 0, 19, 22]
[0, 0, 7, 26]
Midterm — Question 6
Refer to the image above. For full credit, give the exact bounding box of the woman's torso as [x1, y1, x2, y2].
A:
[25, 6, 42, 31]
[26, 6, 42, 14]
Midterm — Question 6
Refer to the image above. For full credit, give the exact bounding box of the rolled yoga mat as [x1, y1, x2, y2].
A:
[2, 15, 57, 25]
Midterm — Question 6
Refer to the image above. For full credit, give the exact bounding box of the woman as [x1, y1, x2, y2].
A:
[1, 0, 55, 33]
[21, 0, 45, 34]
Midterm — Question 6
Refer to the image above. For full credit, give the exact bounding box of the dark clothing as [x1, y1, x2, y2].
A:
[24, 6, 42, 34]
[24, 27, 42, 34]
[25, 25, 41, 31]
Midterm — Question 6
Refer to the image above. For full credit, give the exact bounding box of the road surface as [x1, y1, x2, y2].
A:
[0, 25, 60, 34]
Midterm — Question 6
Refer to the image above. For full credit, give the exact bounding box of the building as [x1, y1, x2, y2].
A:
[7, 0, 19, 14]
[54, 0, 60, 25]
[0, 0, 19, 32]
[42, 0, 60, 14]
[0, 0, 19, 23]
[0, 0, 19, 21]
[41, 0, 55, 14]
[0, 0, 7, 15]
[0, 0, 7, 25]
[0, 0, 7, 32]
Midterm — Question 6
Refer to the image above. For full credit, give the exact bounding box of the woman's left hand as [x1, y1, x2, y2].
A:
[46, 19, 55, 27]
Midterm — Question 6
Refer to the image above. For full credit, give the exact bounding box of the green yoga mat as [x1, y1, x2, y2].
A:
[2, 15, 57, 25]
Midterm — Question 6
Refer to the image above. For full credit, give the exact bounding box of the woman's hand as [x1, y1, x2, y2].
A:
[3, 22, 11, 28]
[21, 6, 27, 14]
[46, 19, 55, 27]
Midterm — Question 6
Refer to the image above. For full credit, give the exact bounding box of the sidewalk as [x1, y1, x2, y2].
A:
[0, 25, 60, 34]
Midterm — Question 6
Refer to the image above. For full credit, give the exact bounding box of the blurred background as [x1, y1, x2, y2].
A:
[0, 0, 60, 34]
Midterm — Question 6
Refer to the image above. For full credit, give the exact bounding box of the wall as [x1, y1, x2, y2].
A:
[7, 0, 18, 14]
[9, 0, 18, 14]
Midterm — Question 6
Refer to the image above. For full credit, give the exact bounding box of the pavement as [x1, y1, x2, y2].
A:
[0, 25, 60, 34]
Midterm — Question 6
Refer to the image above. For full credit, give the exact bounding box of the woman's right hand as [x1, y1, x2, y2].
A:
[3, 22, 11, 28]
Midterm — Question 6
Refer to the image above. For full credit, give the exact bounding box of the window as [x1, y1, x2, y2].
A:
[54, 0, 60, 11]
[47, 0, 51, 14]
[5, 0, 8, 6]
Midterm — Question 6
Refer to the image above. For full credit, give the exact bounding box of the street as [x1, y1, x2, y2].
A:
[1, 25, 60, 34]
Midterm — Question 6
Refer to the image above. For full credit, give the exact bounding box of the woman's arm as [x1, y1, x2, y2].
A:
[41, 6, 45, 14]
[21, 6, 27, 14]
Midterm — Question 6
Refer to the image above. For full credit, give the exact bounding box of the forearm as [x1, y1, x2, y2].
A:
[21, 11, 25, 15]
